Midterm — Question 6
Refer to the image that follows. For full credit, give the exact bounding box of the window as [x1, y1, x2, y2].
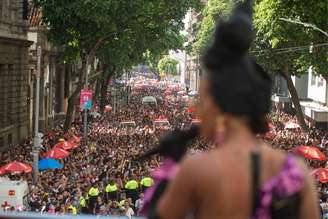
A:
[0, 1, 2, 18]
[318, 76, 324, 87]
[0, 137, 4, 147]
[22, 0, 28, 20]
[7, 133, 12, 145]
[311, 74, 316, 86]
[7, 64, 14, 124]
[0, 64, 6, 127]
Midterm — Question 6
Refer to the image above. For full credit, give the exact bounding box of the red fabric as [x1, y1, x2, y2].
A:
[312, 168, 328, 183]
[0, 168, 6, 175]
[186, 107, 197, 113]
[45, 147, 70, 159]
[0, 161, 32, 175]
[157, 115, 167, 120]
[55, 141, 78, 150]
[292, 145, 326, 161]
[72, 135, 81, 143]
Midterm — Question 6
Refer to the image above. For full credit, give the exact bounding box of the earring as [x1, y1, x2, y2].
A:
[215, 117, 226, 145]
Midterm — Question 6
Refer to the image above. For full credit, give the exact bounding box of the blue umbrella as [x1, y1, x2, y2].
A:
[38, 158, 63, 171]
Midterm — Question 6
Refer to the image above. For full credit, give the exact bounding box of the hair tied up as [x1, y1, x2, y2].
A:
[204, 0, 254, 69]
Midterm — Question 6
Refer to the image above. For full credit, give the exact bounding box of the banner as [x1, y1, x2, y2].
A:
[80, 90, 93, 110]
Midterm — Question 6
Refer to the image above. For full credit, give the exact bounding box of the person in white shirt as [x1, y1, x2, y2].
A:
[135, 193, 145, 216]
[124, 201, 135, 219]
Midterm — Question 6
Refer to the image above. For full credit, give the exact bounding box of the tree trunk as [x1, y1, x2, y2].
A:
[63, 90, 78, 132]
[93, 78, 101, 104]
[63, 56, 86, 132]
[62, 37, 109, 131]
[99, 65, 115, 113]
[92, 62, 104, 104]
[283, 69, 309, 132]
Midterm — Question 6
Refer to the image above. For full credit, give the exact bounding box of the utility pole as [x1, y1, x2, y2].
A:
[83, 54, 90, 145]
[32, 46, 42, 185]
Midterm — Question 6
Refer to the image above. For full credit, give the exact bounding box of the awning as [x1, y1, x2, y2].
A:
[301, 101, 328, 122]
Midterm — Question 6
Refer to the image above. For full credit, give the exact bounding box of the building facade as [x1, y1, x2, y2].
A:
[27, 1, 81, 134]
[185, 9, 202, 92]
[184, 0, 208, 92]
[301, 67, 328, 129]
[273, 67, 328, 129]
[169, 50, 186, 85]
[0, 0, 32, 149]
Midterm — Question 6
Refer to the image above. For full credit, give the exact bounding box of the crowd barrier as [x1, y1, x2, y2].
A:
[0, 212, 144, 219]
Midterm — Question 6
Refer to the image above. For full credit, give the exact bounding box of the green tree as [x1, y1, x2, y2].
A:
[35, 0, 200, 130]
[253, 0, 328, 131]
[192, 0, 233, 54]
[158, 57, 180, 76]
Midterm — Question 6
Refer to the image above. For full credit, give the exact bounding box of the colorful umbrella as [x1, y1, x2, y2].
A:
[292, 145, 326, 161]
[55, 140, 78, 150]
[0, 161, 32, 175]
[45, 147, 70, 159]
[71, 135, 81, 143]
[186, 107, 197, 113]
[312, 168, 328, 183]
[38, 158, 64, 171]
[0, 167, 6, 175]
[284, 122, 300, 129]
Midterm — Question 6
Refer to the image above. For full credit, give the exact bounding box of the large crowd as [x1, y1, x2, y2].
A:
[0, 76, 327, 217]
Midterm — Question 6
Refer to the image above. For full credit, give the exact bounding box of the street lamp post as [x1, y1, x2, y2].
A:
[83, 54, 90, 145]
[32, 46, 42, 185]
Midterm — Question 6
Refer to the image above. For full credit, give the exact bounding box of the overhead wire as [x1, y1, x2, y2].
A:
[251, 42, 328, 57]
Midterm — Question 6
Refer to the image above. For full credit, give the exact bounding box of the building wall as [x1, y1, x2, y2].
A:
[185, 8, 202, 91]
[308, 66, 327, 104]
[169, 50, 186, 85]
[273, 74, 288, 97]
[292, 74, 308, 99]
[0, 0, 32, 149]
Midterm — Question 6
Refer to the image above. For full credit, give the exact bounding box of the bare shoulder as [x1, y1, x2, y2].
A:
[179, 150, 223, 179]
[262, 143, 312, 178]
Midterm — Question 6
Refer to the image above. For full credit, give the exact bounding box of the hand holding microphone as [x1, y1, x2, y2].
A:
[136, 125, 199, 162]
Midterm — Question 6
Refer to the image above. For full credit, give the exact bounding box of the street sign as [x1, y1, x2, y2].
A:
[80, 90, 93, 110]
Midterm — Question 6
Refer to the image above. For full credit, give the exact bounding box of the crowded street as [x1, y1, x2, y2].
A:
[0, 74, 327, 217]
[0, 76, 208, 216]
[0, 0, 327, 218]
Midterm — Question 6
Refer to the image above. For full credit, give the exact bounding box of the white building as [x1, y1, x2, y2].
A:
[273, 66, 328, 129]
[300, 67, 328, 128]
[169, 50, 186, 85]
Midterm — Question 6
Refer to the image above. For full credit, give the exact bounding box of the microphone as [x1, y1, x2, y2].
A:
[136, 125, 199, 162]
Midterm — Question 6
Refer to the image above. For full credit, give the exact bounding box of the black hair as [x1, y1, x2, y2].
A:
[202, 0, 272, 134]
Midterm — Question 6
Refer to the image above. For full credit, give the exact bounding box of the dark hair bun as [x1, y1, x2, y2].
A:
[203, 0, 254, 69]
[202, 0, 272, 134]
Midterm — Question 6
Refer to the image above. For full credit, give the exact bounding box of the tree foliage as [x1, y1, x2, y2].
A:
[158, 57, 180, 76]
[192, 0, 233, 54]
[190, 0, 327, 131]
[253, 0, 328, 131]
[35, 0, 200, 129]
[253, 0, 328, 78]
